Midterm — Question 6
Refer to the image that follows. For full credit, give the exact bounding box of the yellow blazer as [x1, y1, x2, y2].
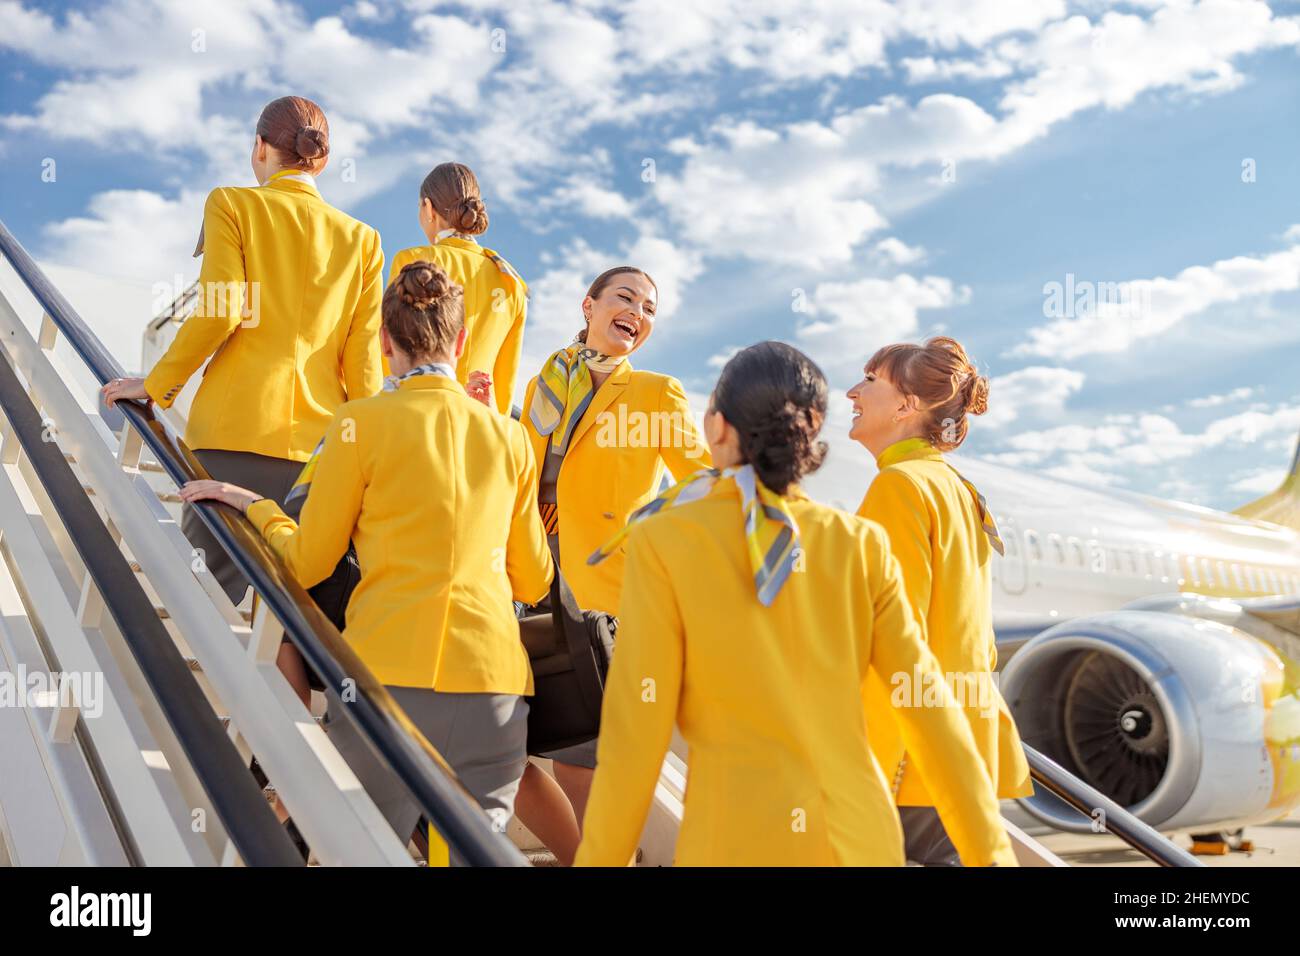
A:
[520, 362, 710, 614]
[145, 176, 385, 461]
[387, 238, 528, 414]
[575, 480, 1016, 867]
[858, 440, 1033, 803]
[246, 375, 553, 694]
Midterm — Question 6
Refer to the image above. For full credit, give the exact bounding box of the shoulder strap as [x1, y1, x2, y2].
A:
[548, 569, 605, 719]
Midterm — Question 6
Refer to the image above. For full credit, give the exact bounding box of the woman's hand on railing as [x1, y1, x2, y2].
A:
[465, 370, 492, 406]
[100, 376, 150, 408]
[179, 479, 264, 515]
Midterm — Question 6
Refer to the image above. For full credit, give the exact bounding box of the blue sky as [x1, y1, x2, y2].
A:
[2, 0, 1299, 510]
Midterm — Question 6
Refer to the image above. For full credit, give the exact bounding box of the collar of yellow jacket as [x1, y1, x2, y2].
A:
[876, 436, 943, 469]
[263, 168, 321, 197]
[436, 235, 479, 252]
[395, 374, 462, 394]
[710, 474, 810, 503]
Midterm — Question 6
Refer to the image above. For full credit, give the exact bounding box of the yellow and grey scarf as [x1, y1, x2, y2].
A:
[588, 465, 802, 607]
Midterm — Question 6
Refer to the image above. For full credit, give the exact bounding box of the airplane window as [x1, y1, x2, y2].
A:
[1266, 569, 1281, 594]
[1138, 549, 1153, 579]
[1230, 563, 1244, 590]
[1090, 543, 1106, 574]
[1024, 530, 1042, 563]
[1049, 534, 1065, 564]
[1069, 538, 1085, 567]
[1244, 566, 1258, 592]
[1216, 561, 1227, 589]
[1202, 558, 1215, 588]
[1120, 549, 1136, 574]
[1169, 551, 1184, 587]
[1187, 556, 1200, 587]
[1152, 549, 1169, 584]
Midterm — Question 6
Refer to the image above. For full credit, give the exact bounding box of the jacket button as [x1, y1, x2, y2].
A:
[602, 512, 615, 519]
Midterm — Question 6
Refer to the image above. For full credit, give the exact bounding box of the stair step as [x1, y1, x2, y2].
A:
[83, 483, 181, 503]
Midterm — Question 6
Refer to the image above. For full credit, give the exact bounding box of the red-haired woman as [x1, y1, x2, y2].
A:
[847, 336, 1031, 865]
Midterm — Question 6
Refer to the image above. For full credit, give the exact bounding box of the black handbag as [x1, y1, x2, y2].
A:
[518, 571, 616, 755]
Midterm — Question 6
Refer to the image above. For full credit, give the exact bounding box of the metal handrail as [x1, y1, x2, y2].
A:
[0, 350, 304, 866]
[1023, 744, 1203, 867]
[0, 218, 526, 867]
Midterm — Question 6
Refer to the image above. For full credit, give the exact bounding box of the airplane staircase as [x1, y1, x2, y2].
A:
[0, 217, 1198, 867]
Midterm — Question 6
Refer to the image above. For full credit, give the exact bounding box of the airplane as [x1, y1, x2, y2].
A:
[806, 434, 1300, 849]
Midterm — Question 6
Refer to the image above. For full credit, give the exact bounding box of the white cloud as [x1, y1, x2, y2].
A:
[1187, 386, 1257, 408]
[796, 273, 969, 381]
[902, 54, 1015, 83]
[1014, 242, 1300, 359]
[981, 365, 1086, 428]
[1230, 466, 1286, 495]
[872, 237, 928, 265]
[39, 189, 207, 287]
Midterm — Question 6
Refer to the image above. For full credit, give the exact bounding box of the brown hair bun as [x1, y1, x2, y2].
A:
[383, 261, 465, 358]
[256, 96, 330, 171]
[420, 162, 490, 236]
[294, 126, 327, 162]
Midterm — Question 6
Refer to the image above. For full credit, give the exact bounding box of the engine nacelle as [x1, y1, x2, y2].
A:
[1000, 609, 1292, 833]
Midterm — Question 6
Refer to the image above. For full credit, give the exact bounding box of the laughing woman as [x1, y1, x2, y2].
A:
[512, 266, 710, 864]
[576, 342, 1016, 867]
[386, 162, 528, 413]
[848, 336, 1032, 866]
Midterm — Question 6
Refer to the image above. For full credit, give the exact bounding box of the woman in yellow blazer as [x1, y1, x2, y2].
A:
[177, 261, 553, 856]
[102, 95, 385, 607]
[575, 342, 1016, 866]
[848, 336, 1032, 866]
[512, 266, 709, 864]
[386, 162, 527, 413]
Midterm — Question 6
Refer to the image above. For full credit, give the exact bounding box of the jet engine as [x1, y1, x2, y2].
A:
[1000, 600, 1300, 833]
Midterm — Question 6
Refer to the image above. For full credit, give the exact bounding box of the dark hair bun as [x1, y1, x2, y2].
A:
[455, 196, 488, 235]
[294, 126, 328, 161]
[746, 401, 828, 495]
[396, 261, 459, 309]
[714, 341, 829, 495]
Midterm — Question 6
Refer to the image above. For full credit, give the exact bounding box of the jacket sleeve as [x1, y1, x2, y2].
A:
[341, 229, 384, 401]
[144, 188, 245, 407]
[506, 422, 554, 604]
[859, 469, 933, 642]
[864, 531, 1016, 867]
[491, 296, 527, 415]
[575, 523, 683, 866]
[246, 407, 364, 588]
[658, 375, 712, 477]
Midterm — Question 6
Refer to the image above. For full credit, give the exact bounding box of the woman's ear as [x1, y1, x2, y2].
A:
[253, 135, 267, 164]
[451, 325, 468, 361]
[380, 326, 393, 358]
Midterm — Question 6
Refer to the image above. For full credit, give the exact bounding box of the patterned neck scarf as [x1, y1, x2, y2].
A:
[529, 343, 628, 459]
[877, 437, 1004, 556]
[383, 361, 456, 392]
[286, 364, 455, 512]
[435, 232, 530, 300]
[588, 464, 802, 607]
